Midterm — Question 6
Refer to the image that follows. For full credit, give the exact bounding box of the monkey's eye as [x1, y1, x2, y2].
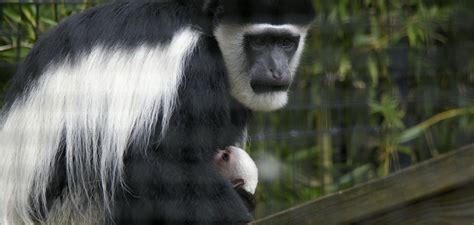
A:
[222, 153, 230, 162]
[250, 37, 266, 50]
[279, 38, 297, 50]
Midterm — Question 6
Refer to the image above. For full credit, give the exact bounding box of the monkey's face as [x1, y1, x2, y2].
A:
[214, 146, 258, 195]
[214, 24, 310, 112]
[245, 30, 300, 93]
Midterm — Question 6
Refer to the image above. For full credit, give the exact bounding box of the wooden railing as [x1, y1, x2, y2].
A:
[252, 145, 474, 225]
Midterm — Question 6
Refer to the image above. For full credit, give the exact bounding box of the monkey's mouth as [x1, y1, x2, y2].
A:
[251, 83, 290, 93]
[231, 178, 245, 189]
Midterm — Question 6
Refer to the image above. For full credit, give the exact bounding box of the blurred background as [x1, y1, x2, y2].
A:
[0, 0, 473, 220]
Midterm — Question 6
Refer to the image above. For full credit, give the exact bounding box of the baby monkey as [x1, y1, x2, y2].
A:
[215, 146, 258, 212]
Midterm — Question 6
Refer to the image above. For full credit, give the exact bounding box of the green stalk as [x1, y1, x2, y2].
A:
[398, 107, 474, 143]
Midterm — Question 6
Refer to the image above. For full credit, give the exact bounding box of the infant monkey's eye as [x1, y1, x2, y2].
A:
[222, 152, 230, 162]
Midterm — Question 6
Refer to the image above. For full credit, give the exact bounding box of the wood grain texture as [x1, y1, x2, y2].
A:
[355, 184, 474, 225]
[252, 144, 474, 225]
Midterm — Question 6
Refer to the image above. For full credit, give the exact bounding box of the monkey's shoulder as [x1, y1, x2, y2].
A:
[41, 1, 202, 49]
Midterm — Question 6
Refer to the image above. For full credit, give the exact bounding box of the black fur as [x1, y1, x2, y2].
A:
[234, 188, 257, 213]
[114, 36, 252, 224]
[3, 1, 210, 111]
[3, 0, 314, 224]
[215, 0, 316, 25]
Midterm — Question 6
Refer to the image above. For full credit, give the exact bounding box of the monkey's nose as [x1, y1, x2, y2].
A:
[269, 68, 283, 80]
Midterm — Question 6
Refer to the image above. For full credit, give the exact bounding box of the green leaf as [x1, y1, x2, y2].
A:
[3, 8, 21, 23]
[367, 57, 379, 87]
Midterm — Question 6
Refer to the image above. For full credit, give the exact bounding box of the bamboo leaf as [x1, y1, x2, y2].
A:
[398, 108, 474, 143]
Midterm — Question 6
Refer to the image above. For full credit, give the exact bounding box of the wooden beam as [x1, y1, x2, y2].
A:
[251, 144, 474, 225]
[357, 183, 474, 225]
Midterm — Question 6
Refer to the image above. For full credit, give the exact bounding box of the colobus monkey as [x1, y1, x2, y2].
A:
[215, 146, 258, 212]
[0, 0, 315, 224]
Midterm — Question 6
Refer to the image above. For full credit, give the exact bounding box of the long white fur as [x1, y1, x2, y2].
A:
[0, 28, 200, 225]
[214, 23, 309, 112]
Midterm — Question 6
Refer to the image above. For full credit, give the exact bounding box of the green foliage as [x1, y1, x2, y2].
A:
[0, 2, 95, 103]
[251, 0, 474, 218]
[370, 94, 405, 130]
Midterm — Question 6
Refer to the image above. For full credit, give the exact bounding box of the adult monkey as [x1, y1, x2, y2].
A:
[0, 0, 315, 224]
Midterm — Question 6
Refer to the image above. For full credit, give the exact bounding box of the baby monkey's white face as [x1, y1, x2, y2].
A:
[214, 146, 259, 194]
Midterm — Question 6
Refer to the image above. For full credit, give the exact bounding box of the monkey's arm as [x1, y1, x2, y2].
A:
[114, 152, 252, 225]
